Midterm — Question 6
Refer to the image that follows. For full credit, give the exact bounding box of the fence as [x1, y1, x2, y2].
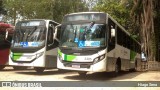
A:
[140, 61, 160, 71]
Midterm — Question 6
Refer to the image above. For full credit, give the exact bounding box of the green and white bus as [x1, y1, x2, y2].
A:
[9, 19, 59, 72]
[57, 12, 141, 76]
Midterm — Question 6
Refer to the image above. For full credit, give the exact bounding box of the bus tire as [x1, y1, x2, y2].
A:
[129, 60, 138, 72]
[133, 60, 138, 71]
[114, 59, 121, 76]
[0, 65, 5, 70]
[34, 67, 45, 73]
[78, 72, 87, 76]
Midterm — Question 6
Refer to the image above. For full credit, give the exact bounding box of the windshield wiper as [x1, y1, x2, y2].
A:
[86, 21, 95, 33]
[82, 21, 95, 40]
[28, 26, 37, 36]
[69, 23, 78, 42]
[25, 26, 37, 41]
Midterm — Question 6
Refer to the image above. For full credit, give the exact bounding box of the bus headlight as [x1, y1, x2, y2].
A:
[93, 54, 105, 64]
[36, 52, 44, 58]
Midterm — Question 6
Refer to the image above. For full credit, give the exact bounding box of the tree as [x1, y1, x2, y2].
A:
[94, 0, 159, 61]
[51, 0, 88, 22]
[131, 0, 155, 61]
[0, 0, 6, 15]
[3, 0, 88, 24]
[3, 0, 22, 25]
[93, 0, 136, 34]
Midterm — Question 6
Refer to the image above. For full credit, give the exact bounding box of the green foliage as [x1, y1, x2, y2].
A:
[93, 0, 135, 34]
[3, 0, 88, 25]
[0, 0, 6, 15]
[51, 0, 88, 23]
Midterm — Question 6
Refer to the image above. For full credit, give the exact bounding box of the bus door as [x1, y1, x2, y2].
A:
[108, 18, 116, 52]
[54, 24, 61, 43]
[107, 18, 116, 71]
[45, 22, 58, 68]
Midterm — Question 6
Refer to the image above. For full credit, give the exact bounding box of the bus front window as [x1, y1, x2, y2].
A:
[12, 26, 46, 48]
[60, 23, 106, 48]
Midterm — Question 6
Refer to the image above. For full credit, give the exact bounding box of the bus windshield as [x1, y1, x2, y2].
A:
[12, 25, 46, 48]
[60, 23, 106, 48]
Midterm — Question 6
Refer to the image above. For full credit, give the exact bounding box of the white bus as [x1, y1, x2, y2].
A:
[57, 12, 141, 76]
[9, 19, 60, 72]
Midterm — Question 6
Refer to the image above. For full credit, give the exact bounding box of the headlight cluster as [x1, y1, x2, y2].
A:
[36, 52, 44, 58]
[93, 54, 105, 64]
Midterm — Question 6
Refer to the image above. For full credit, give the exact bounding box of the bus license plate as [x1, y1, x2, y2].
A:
[72, 64, 80, 68]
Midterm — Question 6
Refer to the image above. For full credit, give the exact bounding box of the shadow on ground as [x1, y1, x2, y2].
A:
[64, 71, 144, 81]
[0, 66, 32, 72]
[15, 69, 74, 76]
[1, 66, 75, 76]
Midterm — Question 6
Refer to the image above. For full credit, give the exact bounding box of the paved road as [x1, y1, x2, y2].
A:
[0, 66, 160, 90]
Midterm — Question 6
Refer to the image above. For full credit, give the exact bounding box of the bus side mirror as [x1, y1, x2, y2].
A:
[109, 28, 115, 46]
[111, 28, 115, 37]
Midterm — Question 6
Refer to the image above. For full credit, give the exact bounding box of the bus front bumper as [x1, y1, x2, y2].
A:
[57, 58, 106, 72]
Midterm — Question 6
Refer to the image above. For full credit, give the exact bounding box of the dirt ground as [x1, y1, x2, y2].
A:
[0, 66, 160, 90]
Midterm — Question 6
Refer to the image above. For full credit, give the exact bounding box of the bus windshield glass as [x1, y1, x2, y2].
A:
[12, 21, 46, 48]
[60, 23, 106, 48]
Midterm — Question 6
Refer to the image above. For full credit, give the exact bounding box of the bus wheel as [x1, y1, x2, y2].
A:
[78, 72, 87, 76]
[114, 61, 121, 76]
[0, 65, 5, 70]
[130, 60, 138, 72]
[34, 67, 45, 73]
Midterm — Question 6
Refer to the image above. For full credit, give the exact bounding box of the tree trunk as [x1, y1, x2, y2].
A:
[141, 0, 155, 61]
[131, 0, 155, 61]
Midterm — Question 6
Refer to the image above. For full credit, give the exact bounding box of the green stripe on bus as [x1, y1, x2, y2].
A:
[64, 54, 76, 61]
[13, 53, 23, 55]
[58, 49, 62, 57]
[13, 53, 23, 61]
[130, 50, 136, 61]
[64, 54, 67, 61]
[66, 55, 76, 61]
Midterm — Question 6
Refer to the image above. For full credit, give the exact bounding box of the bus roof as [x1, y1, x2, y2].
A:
[18, 19, 60, 25]
[65, 12, 130, 35]
[65, 12, 106, 16]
